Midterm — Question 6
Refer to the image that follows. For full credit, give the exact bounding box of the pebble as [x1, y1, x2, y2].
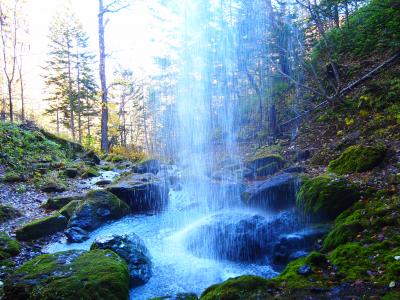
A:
[389, 281, 396, 288]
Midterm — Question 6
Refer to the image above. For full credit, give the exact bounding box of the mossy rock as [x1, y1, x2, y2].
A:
[42, 194, 84, 210]
[255, 162, 280, 176]
[0, 232, 20, 260]
[327, 144, 387, 175]
[3, 249, 129, 300]
[0, 205, 21, 223]
[16, 213, 68, 241]
[322, 221, 364, 251]
[245, 153, 285, 173]
[59, 200, 81, 220]
[2, 171, 25, 183]
[296, 176, 360, 221]
[67, 190, 130, 231]
[200, 276, 272, 300]
[81, 167, 100, 179]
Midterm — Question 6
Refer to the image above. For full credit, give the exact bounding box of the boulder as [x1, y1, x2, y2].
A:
[16, 213, 68, 241]
[107, 173, 168, 214]
[59, 200, 81, 220]
[0, 205, 21, 223]
[272, 226, 330, 265]
[65, 168, 78, 178]
[132, 159, 161, 174]
[81, 167, 100, 179]
[42, 194, 84, 210]
[242, 173, 300, 211]
[84, 150, 101, 165]
[3, 249, 129, 300]
[185, 211, 301, 262]
[65, 227, 90, 243]
[40, 181, 66, 193]
[91, 233, 152, 287]
[296, 176, 360, 221]
[0, 232, 20, 261]
[327, 144, 387, 175]
[244, 154, 285, 178]
[68, 190, 130, 231]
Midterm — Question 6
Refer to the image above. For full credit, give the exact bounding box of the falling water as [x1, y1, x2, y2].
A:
[46, 1, 315, 299]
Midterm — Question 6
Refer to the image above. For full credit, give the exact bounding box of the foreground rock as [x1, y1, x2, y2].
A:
[91, 233, 152, 287]
[185, 211, 301, 262]
[241, 173, 299, 211]
[4, 249, 129, 300]
[16, 213, 68, 241]
[107, 173, 168, 213]
[0, 232, 20, 261]
[0, 205, 21, 223]
[68, 190, 130, 231]
[65, 227, 89, 243]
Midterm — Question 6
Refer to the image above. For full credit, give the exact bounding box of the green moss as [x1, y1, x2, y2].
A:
[200, 276, 272, 300]
[81, 167, 100, 178]
[296, 176, 360, 221]
[4, 249, 129, 300]
[322, 221, 364, 251]
[0, 205, 21, 223]
[42, 195, 83, 210]
[0, 232, 20, 260]
[2, 171, 25, 183]
[59, 200, 81, 220]
[327, 144, 387, 175]
[16, 213, 68, 241]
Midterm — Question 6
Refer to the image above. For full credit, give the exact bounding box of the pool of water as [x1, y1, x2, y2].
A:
[45, 185, 279, 299]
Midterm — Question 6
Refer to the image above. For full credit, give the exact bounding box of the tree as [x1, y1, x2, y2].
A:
[0, 0, 19, 122]
[98, 0, 129, 153]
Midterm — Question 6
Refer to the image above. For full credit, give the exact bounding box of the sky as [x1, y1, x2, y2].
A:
[22, 0, 178, 112]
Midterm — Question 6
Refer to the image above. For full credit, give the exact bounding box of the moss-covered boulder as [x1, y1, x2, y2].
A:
[67, 190, 130, 231]
[42, 194, 84, 210]
[59, 200, 81, 220]
[0, 232, 20, 261]
[327, 144, 387, 175]
[0, 205, 21, 223]
[16, 213, 68, 241]
[296, 176, 360, 221]
[200, 276, 272, 300]
[3, 249, 129, 300]
[2, 171, 26, 183]
[245, 153, 285, 177]
[81, 167, 100, 179]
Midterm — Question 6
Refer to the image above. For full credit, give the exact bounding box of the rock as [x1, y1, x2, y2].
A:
[272, 226, 330, 265]
[327, 144, 387, 175]
[242, 173, 300, 211]
[133, 159, 161, 174]
[81, 167, 100, 179]
[96, 179, 112, 186]
[294, 149, 311, 162]
[40, 182, 66, 193]
[0, 232, 20, 260]
[42, 194, 84, 210]
[296, 175, 360, 221]
[65, 227, 89, 243]
[2, 172, 25, 183]
[65, 168, 78, 178]
[284, 166, 305, 173]
[91, 233, 152, 287]
[68, 190, 130, 231]
[84, 150, 101, 165]
[185, 211, 301, 262]
[0, 205, 21, 223]
[297, 264, 313, 276]
[107, 173, 168, 214]
[59, 200, 81, 220]
[16, 213, 68, 241]
[245, 154, 285, 171]
[3, 249, 129, 300]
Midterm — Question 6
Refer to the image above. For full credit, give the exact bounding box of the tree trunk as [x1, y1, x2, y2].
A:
[67, 43, 75, 141]
[76, 49, 82, 144]
[19, 65, 24, 122]
[98, 0, 109, 152]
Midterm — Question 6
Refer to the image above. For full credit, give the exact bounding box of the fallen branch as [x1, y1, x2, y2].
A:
[279, 51, 400, 132]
